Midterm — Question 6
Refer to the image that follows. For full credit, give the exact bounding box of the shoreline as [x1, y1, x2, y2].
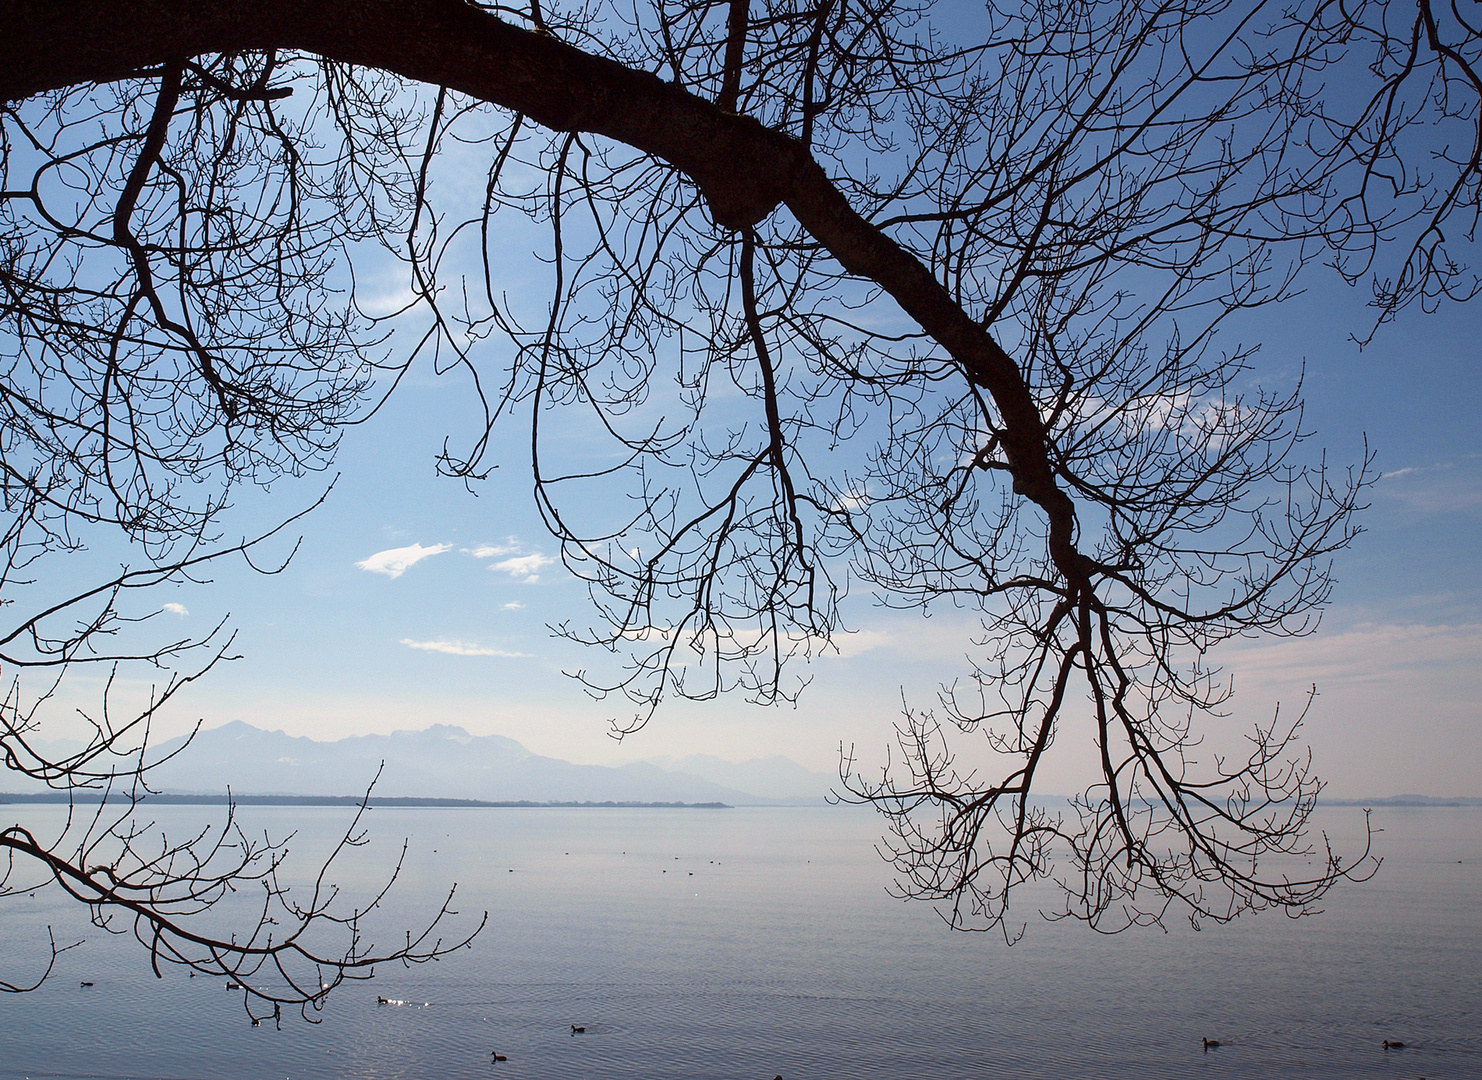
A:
[0, 792, 731, 809]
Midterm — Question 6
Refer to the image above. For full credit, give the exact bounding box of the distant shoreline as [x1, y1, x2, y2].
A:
[1321, 795, 1482, 808]
[0, 792, 730, 809]
[5, 790, 1476, 809]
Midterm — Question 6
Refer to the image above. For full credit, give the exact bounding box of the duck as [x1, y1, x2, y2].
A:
[79, 981, 93, 988]
[1202, 1038, 1221, 1050]
[226, 982, 242, 990]
[377, 996, 389, 1005]
[1383, 1040, 1406, 1050]
[491, 1051, 508, 1062]
[571, 1024, 585, 1034]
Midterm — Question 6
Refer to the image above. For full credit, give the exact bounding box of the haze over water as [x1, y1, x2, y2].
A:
[1, 803, 1477, 1078]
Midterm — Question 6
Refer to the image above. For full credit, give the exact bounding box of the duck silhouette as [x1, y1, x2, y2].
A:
[1203, 1038, 1221, 1050]
[571, 1025, 585, 1034]
[491, 1050, 508, 1062]
[1383, 1040, 1406, 1050]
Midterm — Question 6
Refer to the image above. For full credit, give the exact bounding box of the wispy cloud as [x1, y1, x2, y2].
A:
[491, 552, 556, 583]
[1224, 620, 1482, 687]
[465, 539, 520, 559]
[464, 537, 556, 582]
[830, 487, 870, 514]
[614, 623, 892, 660]
[359, 285, 420, 318]
[1380, 454, 1480, 480]
[1375, 450, 1482, 509]
[828, 628, 894, 658]
[1376, 458, 1482, 513]
[161, 602, 189, 616]
[400, 638, 530, 658]
[1383, 465, 1426, 480]
[502, 601, 526, 611]
[356, 542, 452, 579]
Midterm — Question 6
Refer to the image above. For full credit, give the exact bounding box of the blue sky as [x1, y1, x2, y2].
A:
[42, 250, 1475, 802]
[18, 33, 1475, 803]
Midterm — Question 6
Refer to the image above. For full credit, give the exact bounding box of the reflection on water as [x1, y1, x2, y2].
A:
[1, 803, 1478, 1078]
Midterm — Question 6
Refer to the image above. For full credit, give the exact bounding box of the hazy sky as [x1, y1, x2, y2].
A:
[22, 44, 1478, 803]
[38, 241, 1470, 804]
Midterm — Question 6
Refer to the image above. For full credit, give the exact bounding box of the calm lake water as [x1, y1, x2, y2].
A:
[0, 803, 1478, 1079]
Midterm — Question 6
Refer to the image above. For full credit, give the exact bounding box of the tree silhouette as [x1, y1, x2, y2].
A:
[2, 0, 1475, 990]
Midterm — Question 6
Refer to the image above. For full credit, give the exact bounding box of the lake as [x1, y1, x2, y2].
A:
[1, 803, 1477, 1078]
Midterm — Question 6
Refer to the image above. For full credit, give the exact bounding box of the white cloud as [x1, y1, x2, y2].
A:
[466, 540, 520, 559]
[502, 601, 526, 611]
[161, 602, 189, 616]
[356, 542, 452, 578]
[491, 552, 556, 583]
[400, 639, 530, 658]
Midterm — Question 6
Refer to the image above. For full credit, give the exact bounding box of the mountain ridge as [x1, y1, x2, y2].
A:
[9, 721, 831, 804]
[10, 725, 1470, 805]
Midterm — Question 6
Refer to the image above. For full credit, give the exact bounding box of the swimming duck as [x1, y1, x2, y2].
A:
[571, 1024, 585, 1034]
[1383, 1040, 1406, 1050]
[491, 1050, 508, 1062]
[1203, 1038, 1220, 1050]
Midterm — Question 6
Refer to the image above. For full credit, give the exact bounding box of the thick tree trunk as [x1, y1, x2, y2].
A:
[0, 0, 1080, 575]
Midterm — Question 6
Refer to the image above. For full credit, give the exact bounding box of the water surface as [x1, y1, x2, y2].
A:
[0, 803, 1476, 1078]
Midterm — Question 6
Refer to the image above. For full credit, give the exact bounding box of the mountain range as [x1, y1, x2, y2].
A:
[7, 722, 834, 804]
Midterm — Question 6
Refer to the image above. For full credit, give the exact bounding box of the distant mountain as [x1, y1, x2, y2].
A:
[4, 728, 1472, 807]
[1321, 794, 1482, 807]
[0, 721, 844, 804]
[638, 753, 834, 802]
[99, 721, 793, 804]
[0, 723, 819, 803]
